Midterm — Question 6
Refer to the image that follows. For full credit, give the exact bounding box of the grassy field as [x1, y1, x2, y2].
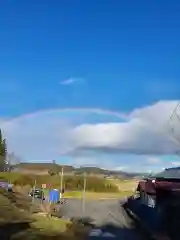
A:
[62, 179, 136, 199]
[63, 190, 134, 199]
[0, 172, 138, 239]
[0, 188, 91, 239]
[106, 179, 138, 191]
[11, 215, 72, 239]
[11, 214, 91, 239]
[12, 177, 137, 200]
[43, 189, 134, 200]
[14, 178, 136, 200]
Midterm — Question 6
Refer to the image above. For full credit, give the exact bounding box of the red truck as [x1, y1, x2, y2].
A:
[136, 167, 180, 237]
[137, 167, 180, 204]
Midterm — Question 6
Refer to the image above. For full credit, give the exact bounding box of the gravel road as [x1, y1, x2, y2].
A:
[60, 199, 148, 239]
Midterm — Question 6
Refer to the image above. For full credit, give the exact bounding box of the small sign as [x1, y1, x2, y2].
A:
[42, 184, 46, 189]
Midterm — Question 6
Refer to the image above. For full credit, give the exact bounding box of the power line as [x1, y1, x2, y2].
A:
[167, 102, 180, 128]
[167, 101, 180, 157]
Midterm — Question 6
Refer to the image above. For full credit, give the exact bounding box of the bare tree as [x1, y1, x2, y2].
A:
[6, 152, 21, 172]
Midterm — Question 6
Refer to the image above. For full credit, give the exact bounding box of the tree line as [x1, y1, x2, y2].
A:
[0, 173, 118, 192]
[0, 129, 7, 171]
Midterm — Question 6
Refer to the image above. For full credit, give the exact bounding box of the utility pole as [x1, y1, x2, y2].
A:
[60, 167, 64, 198]
[32, 179, 36, 203]
[81, 172, 87, 220]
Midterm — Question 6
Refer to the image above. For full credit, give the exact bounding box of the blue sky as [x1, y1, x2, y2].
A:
[0, 0, 180, 172]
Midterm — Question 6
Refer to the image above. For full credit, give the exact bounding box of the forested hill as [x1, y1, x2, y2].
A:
[13, 162, 144, 178]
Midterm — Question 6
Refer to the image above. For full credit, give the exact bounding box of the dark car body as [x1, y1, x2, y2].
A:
[138, 178, 180, 195]
[29, 188, 45, 199]
[137, 167, 180, 195]
[135, 168, 180, 237]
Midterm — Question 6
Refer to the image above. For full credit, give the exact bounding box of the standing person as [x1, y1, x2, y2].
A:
[7, 183, 13, 192]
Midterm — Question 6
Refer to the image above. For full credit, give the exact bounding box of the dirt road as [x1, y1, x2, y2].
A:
[60, 199, 150, 239]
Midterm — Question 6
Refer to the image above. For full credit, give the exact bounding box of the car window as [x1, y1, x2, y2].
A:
[154, 168, 180, 179]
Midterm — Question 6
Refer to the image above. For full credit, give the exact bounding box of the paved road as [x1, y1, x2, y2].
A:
[60, 199, 148, 239]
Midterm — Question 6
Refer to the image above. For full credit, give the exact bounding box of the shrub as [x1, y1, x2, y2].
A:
[0, 173, 118, 192]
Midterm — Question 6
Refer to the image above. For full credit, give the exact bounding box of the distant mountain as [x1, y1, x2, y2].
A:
[75, 166, 141, 177]
[13, 162, 74, 173]
[12, 162, 143, 178]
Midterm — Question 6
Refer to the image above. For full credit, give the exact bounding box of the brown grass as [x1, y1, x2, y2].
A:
[0, 188, 92, 239]
[0, 189, 32, 225]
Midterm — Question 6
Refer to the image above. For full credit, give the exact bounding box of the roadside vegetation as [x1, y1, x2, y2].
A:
[0, 129, 135, 238]
[0, 172, 118, 191]
[0, 187, 92, 239]
[0, 129, 93, 239]
[0, 172, 135, 199]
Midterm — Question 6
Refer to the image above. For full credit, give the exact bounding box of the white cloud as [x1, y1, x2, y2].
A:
[112, 166, 128, 171]
[60, 78, 83, 85]
[70, 156, 128, 171]
[0, 108, 125, 161]
[1, 100, 180, 169]
[0, 119, 7, 125]
[146, 157, 162, 165]
[70, 101, 180, 155]
[171, 161, 180, 166]
[70, 156, 101, 167]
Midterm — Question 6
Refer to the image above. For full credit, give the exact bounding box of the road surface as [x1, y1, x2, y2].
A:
[60, 199, 150, 239]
